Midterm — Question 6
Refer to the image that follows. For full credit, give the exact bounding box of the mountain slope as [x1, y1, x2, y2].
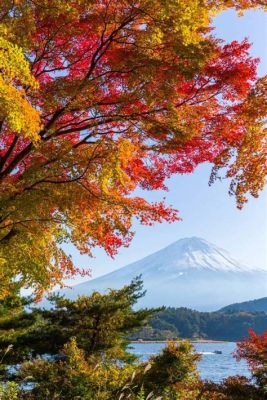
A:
[219, 297, 267, 313]
[61, 237, 267, 311]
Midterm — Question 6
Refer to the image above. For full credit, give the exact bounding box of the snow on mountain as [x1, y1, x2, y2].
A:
[60, 237, 267, 311]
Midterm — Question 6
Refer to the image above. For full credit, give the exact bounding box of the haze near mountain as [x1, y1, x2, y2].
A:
[62, 237, 267, 311]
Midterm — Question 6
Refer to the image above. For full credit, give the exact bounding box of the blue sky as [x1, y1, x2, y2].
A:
[65, 9, 267, 283]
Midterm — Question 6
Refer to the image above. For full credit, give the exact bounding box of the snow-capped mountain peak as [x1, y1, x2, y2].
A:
[117, 236, 255, 275]
[60, 237, 266, 311]
[158, 236, 253, 272]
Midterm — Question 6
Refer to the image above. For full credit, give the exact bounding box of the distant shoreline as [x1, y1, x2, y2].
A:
[130, 339, 230, 344]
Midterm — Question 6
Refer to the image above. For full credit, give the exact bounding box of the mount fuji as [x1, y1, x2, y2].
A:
[61, 237, 267, 311]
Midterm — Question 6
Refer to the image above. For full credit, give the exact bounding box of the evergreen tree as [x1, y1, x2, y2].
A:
[0, 277, 158, 373]
[0, 284, 37, 377]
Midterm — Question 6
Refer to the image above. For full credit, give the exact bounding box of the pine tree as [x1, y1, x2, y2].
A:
[0, 284, 37, 378]
[0, 277, 158, 370]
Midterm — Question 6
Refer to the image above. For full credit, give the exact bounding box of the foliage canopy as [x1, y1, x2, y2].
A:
[0, 0, 266, 296]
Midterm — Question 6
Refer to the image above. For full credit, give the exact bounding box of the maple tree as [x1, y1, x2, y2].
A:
[0, 0, 266, 297]
[235, 329, 267, 389]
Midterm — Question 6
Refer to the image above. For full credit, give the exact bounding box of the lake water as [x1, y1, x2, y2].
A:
[129, 342, 250, 382]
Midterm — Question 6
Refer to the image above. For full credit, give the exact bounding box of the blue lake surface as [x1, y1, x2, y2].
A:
[129, 342, 250, 382]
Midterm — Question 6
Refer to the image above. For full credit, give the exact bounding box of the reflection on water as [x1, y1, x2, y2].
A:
[129, 342, 250, 382]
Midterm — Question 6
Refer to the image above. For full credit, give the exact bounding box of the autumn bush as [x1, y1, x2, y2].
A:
[236, 329, 267, 391]
[0, 383, 19, 400]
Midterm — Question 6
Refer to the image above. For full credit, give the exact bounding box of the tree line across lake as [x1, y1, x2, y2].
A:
[129, 306, 267, 342]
